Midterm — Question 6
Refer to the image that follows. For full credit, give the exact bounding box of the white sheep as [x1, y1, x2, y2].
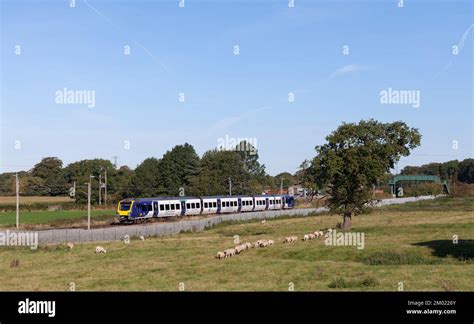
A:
[235, 245, 245, 254]
[261, 220, 266, 225]
[216, 251, 225, 259]
[139, 235, 145, 242]
[259, 240, 269, 247]
[319, 231, 324, 237]
[224, 248, 236, 257]
[309, 233, 316, 240]
[291, 236, 298, 242]
[284, 237, 292, 243]
[95, 246, 106, 254]
[67, 242, 74, 250]
[268, 239, 274, 246]
[245, 242, 252, 250]
[303, 234, 310, 241]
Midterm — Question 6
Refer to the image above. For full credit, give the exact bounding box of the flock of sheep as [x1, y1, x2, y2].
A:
[216, 226, 328, 260]
[67, 220, 326, 257]
[216, 239, 276, 259]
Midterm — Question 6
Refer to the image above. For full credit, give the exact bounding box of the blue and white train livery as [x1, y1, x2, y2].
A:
[116, 195, 295, 222]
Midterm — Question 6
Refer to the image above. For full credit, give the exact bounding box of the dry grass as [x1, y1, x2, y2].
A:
[0, 196, 74, 205]
[0, 198, 472, 291]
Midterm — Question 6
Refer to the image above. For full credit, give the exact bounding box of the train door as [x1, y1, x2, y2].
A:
[265, 198, 269, 210]
[153, 201, 158, 217]
[181, 201, 186, 216]
[238, 198, 242, 212]
[217, 199, 221, 214]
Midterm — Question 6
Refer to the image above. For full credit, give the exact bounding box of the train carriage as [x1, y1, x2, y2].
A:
[116, 194, 294, 223]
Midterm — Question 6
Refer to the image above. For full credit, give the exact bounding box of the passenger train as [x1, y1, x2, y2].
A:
[116, 194, 295, 223]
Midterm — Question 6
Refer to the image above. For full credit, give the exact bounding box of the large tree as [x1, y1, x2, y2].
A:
[311, 119, 421, 230]
[159, 143, 200, 196]
[31, 157, 68, 196]
[189, 150, 251, 196]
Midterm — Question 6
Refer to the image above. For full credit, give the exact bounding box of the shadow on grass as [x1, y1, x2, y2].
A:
[413, 240, 474, 261]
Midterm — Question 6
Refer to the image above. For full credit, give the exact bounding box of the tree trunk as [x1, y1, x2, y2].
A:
[342, 211, 352, 230]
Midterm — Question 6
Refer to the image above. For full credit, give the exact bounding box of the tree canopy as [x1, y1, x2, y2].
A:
[311, 119, 421, 230]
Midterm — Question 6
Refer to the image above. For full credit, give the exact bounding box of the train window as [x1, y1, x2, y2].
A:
[191, 203, 196, 209]
[160, 204, 164, 211]
[186, 203, 190, 209]
[213, 202, 217, 208]
[171, 204, 175, 210]
[165, 204, 170, 211]
[148, 205, 153, 211]
[196, 203, 200, 208]
[250, 200, 253, 205]
[204, 202, 208, 208]
[176, 204, 180, 209]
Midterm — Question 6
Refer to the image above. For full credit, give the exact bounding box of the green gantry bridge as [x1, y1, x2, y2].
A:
[388, 175, 450, 197]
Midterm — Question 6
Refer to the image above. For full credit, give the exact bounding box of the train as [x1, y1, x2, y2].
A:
[116, 194, 295, 223]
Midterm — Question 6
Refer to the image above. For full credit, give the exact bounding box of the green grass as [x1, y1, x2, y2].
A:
[0, 197, 472, 291]
[0, 210, 115, 228]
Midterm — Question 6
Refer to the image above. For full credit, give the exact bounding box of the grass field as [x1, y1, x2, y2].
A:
[0, 197, 472, 291]
[0, 196, 74, 205]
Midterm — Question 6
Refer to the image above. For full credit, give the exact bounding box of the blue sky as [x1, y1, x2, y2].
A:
[1, 0, 473, 175]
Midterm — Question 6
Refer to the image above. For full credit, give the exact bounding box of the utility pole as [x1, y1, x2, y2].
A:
[228, 177, 232, 196]
[88, 175, 94, 230]
[98, 173, 102, 206]
[111, 156, 118, 169]
[15, 173, 19, 229]
[104, 169, 107, 206]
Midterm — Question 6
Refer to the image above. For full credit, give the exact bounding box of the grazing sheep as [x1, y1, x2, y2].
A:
[139, 235, 145, 242]
[261, 220, 266, 225]
[224, 248, 236, 257]
[245, 242, 252, 250]
[67, 242, 74, 250]
[95, 246, 106, 254]
[319, 231, 324, 237]
[314, 231, 320, 237]
[303, 234, 310, 241]
[235, 245, 246, 254]
[309, 233, 316, 240]
[284, 237, 292, 243]
[292, 236, 298, 242]
[268, 239, 274, 246]
[216, 251, 225, 259]
[259, 240, 269, 247]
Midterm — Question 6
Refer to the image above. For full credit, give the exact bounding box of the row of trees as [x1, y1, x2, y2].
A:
[401, 159, 474, 183]
[0, 142, 297, 203]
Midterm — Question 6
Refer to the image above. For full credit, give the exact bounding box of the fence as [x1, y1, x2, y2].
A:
[26, 208, 322, 245]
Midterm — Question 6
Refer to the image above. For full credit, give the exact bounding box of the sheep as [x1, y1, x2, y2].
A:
[261, 220, 266, 225]
[235, 245, 246, 254]
[284, 236, 297, 243]
[309, 233, 316, 240]
[95, 246, 106, 254]
[303, 234, 310, 241]
[319, 231, 324, 237]
[268, 239, 274, 246]
[139, 235, 145, 242]
[292, 236, 298, 242]
[314, 231, 320, 237]
[224, 248, 236, 257]
[259, 240, 269, 247]
[67, 242, 74, 250]
[254, 240, 265, 248]
[245, 242, 252, 250]
[216, 251, 225, 259]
